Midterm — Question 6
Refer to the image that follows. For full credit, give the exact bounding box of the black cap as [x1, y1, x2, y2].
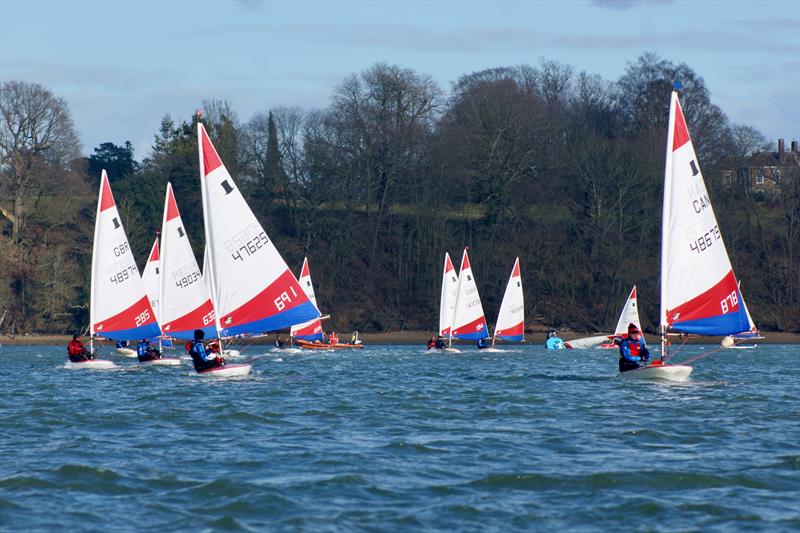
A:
[194, 329, 205, 340]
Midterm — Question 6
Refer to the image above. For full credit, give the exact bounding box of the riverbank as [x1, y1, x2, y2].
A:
[2, 330, 799, 346]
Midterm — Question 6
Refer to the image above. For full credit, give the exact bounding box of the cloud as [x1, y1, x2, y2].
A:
[590, 0, 673, 11]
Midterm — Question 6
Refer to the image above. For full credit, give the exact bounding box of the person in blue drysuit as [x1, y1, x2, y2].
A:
[618, 324, 650, 372]
[545, 330, 565, 350]
[188, 329, 224, 372]
[477, 338, 488, 350]
[137, 339, 161, 362]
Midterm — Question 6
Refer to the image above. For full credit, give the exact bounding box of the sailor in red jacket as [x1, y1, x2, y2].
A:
[67, 334, 93, 362]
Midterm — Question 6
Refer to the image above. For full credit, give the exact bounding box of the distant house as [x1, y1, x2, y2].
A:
[724, 139, 800, 199]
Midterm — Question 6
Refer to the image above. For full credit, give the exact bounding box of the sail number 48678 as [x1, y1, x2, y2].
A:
[689, 224, 721, 254]
[274, 287, 298, 311]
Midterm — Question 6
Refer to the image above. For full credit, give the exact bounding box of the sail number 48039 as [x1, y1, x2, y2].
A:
[274, 286, 298, 311]
[720, 290, 738, 313]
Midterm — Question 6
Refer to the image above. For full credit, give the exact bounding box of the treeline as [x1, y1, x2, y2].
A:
[1, 53, 798, 335]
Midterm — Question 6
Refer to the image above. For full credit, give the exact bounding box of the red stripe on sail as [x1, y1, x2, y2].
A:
[460, 250, 471, 271]
[220, 269, 311, 330]
[667, 270, 740, 325]
[630, 286, 637, 299]
[445, 254, 455, 273]
[441, 326, 451, 336]
[165, 184, 180, 222]
[99, 171, 116, 212]
[162, 299, 215, 333]
[452, 316, 486, 337]
[511, 258, 520, 277]
[94, 295, 157, 334]
[294, 320, 322, 338]
[496, 321, 523, 337]
[300, 258, 310, 278]
[673, 97, 690, 151]
[199, 124, 223, 176]
[148, 239, 160, 262]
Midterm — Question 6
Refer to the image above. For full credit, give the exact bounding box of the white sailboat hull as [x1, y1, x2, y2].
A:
[565, 335, 609, 349]
[140, 357, 182, 366]
[115, 347, 137, 357]
[617, 364, 692, 381]
[197, 363, 251, 377]
[440, 347, 461, 353]
[64, 359, 116, 370]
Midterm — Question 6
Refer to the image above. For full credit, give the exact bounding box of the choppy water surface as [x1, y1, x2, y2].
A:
[1, 343, 798, 531]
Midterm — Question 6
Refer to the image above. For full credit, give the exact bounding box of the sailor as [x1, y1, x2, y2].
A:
[274, 335, 285, 348]
[136, 339, 161, 362]
[435, 336, 446, 349]
[188, 329, 224, 372]
[427, 336, 437, 350]
[67, 334, 92, 362]
[115, 339, 128, 349]
[349, 331, 360, 345]
[618, 324, 650, 372]
[545, 330, 565, 350]
[329, 331, 339, 345]
[477, 338, 488, 350]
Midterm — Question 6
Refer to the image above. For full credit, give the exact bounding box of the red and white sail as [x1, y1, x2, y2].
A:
[451, 249, 488, 340]
[90, 170, 160, 340]
[438, 252, 459, 338]
[660, 92, 749, 336]
[141, 238, 161, 322]
[198, 123, 319, 337]
[613, 286, 641, 337]
[290, 257, 324, 341]
[493, 257, 524, 342]
[159, 182, 216, 339]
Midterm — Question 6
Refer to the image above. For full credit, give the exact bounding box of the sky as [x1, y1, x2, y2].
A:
[1, 0, 798, 160]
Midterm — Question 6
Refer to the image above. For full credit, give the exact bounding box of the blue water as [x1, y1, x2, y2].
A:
[1, 344, 798, 531]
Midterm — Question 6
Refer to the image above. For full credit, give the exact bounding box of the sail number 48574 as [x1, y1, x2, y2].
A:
[274, 286, 298, 311]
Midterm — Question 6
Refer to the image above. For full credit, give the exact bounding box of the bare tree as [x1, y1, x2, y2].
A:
[0, 81, 81, 242]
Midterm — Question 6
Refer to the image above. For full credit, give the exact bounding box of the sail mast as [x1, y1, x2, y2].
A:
[660, 90, 678, 361]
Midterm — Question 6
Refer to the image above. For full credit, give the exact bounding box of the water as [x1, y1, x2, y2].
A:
[1, 344, 798, 531]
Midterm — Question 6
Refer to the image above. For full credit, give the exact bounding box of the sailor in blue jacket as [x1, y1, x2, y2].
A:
[188, 329, 224, 372]
[136, 339, 161, 362]
[618, 324, 650, 372]
[545, 330, 565, 350]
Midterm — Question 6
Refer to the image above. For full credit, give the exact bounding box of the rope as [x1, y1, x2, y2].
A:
[666, 337, 747, 366]
[663, 336, 689, 363]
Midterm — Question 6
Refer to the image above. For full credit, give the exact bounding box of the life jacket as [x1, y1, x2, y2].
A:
[67, 340, 84, 356]
[627, 339, 642, 357]
[184, 341, 193, 352]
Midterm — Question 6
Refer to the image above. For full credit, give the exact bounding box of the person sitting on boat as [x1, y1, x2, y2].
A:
[207, 339, 222, 354]
[67, 334, 92, 362]
[545, 330, 565, 350]
[618, 324, 650, 373]
[136, 339, 161, 362]
[329, 331, 339, 345]
[274, 335, 285, 348]
[477, 338, 488, 350]
[435, 336, 446, 349]
[349, 331, 360, 345]
[427, 336, 436, 350]
[115, 339, 128, 349]
[188, 329, 224, 372]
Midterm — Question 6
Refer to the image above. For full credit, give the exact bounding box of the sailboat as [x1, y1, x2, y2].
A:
[290, 258, 324, 342]
[198, 123, 320, 375]
[81, 170, 161, 369]
[484, 257, 524, 351]
[723, 283, 763, 348]
[141, 238, 161, 322]
[622, 88, 752, 380]
[450, 249, 489, 349]
[437, 252, 461, 352]
[596, 286, 641, 349]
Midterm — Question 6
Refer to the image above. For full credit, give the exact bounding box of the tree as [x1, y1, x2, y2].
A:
[0, 80, 81, 242]
[87, 141, 139, 184]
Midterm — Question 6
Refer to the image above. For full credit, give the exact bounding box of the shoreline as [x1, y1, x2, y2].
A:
[2, 330, 799, 346]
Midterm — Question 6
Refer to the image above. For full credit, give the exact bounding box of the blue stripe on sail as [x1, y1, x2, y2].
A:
[453, 325, 489, 341]
[220, 301, 320, 337]
[99, 322, 162, 342]
[295, 332, 324, 342]
[168, 325, 217, 341]
[671, 307, 750, 336]
[497, 334, 524, 342]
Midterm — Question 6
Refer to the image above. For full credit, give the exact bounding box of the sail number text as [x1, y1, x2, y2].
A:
[689, 224, 721, 254]
[110, 265, 136, 285]
[113, 242, 130, 257]
[720, 290, 738, 314]
[134, 309, 151, 327]
[274, 286, 299, 311]
[225, 225, 269, 262]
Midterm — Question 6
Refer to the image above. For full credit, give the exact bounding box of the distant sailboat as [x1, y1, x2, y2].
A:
[141, 238, 161, 322]
[290, 257, 324, 342]
[437, 252, 459, 351]
[489, 257, 524, 348]
[84, 170, 161, 368]
[198, 123, 320, 375]
[596, 286, 641, 349]
[450, 249, 489, 347]
[624, 88, 752, 380]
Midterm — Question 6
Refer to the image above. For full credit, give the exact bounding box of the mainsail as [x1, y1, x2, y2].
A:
[660, 91, 750, 338]
[159, 182, 216, 340]
[290, 257, 324, 341]
[451, 249, 488, 340]
[141, 238, 161, 322]
[613, 286, 641, 337]
[198, 123, 319, 337]
[438, 252, 459, 338]
[493, 257, 524, 343]
[90, 170, 160, 340]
